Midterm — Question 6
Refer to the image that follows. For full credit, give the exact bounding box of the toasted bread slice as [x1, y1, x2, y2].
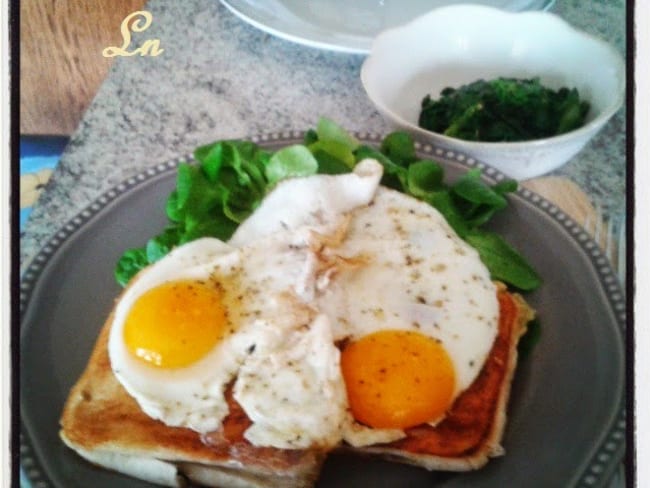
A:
[59, 311, 326, 488]
[343, 287, 534, 471]
[60, 286, 533, 486]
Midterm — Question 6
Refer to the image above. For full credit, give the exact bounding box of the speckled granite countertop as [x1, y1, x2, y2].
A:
[20, 0, 626, 267]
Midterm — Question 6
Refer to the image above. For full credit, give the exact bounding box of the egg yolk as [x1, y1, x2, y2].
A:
[123, 280, 227, 368]
[341, 330, 456, 429]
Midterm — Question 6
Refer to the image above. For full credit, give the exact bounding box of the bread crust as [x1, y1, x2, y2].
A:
[59, 310, 325, 487]
[60, 286, 533, 486]
[341, 287, 534, 471]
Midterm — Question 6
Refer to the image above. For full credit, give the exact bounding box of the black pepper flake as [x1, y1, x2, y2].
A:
[247, 344, 256, 354]
[416, 295, 427, 304]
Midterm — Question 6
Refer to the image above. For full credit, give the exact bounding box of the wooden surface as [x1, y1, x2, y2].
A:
[20, 0, 147, 135]
[522, 176, 596, 226]
[522, 177, 619, 265]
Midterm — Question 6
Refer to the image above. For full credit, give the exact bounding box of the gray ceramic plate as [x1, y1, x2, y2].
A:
[20, 133, 626, 488]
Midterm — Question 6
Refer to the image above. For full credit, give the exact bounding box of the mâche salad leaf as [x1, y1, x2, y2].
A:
[115, 118, 541, 291]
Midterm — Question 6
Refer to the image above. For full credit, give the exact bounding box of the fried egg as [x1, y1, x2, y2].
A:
[109, 158, 498, 450]
[317, 188, 498, 444]
[108, 161, 382, 449]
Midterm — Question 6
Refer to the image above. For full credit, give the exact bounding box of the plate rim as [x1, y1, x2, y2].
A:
[19, 130, 626, 488]
[219, 0, 557, 54]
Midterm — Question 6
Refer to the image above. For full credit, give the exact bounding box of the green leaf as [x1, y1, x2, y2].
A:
[312, 148, 353, 175]
[316, 117, 359, 151]
[182, 212, 238, 243]
[464, 230, 542, 290]
[115, 248, 149, 287]
[452, 169, 508, 208]
[406, 160, 444, 198]
[303, 128, 319, 145]
[166, 190, 182, 222]
[217, 168, 261, 223]
[424, 191, 471, 238]
[518, 318, 542, 359]
[492, 179, 518, 195]
[145, 226, 181, 264]
[175, 163, 223, 222]
[195, 142, 225, 183]
[379, 132, 417, 166]
[450, 169, 512, 228]
[308, 139, 356, 169]
[355, 144, 407, 191]
[265, 144, 319, 184]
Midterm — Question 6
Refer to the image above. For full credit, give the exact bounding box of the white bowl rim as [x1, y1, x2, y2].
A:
[360, 4, 626, 150]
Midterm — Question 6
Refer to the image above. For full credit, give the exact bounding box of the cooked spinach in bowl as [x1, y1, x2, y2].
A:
[418, 77, 590, 142]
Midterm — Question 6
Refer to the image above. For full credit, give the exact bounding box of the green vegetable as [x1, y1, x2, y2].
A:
[115, 248, 149, 287]
[464, 231, 541, 291]
[406, 160, 444, 198]
[314, 117, 359, 152]
[115, 140, 271, 285]
[115, 117, 541, 293]
[265, 145, 318, 184]
[419, 77, 590, 142]
[518, 318, 542, 359]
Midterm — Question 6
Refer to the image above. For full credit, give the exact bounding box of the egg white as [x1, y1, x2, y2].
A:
[319, 187, 499, 395]
[109, 158, 500, 450]
[108, 161, 385, 446]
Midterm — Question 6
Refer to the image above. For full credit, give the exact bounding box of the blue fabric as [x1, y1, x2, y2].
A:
[20, 136, 68, 158]
[19, 136, 68, 231]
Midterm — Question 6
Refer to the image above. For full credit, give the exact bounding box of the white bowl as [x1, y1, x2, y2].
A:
[360, 4, 625, 180]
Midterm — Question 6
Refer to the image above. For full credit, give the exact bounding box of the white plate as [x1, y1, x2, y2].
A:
[220, 0, 556, 53]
